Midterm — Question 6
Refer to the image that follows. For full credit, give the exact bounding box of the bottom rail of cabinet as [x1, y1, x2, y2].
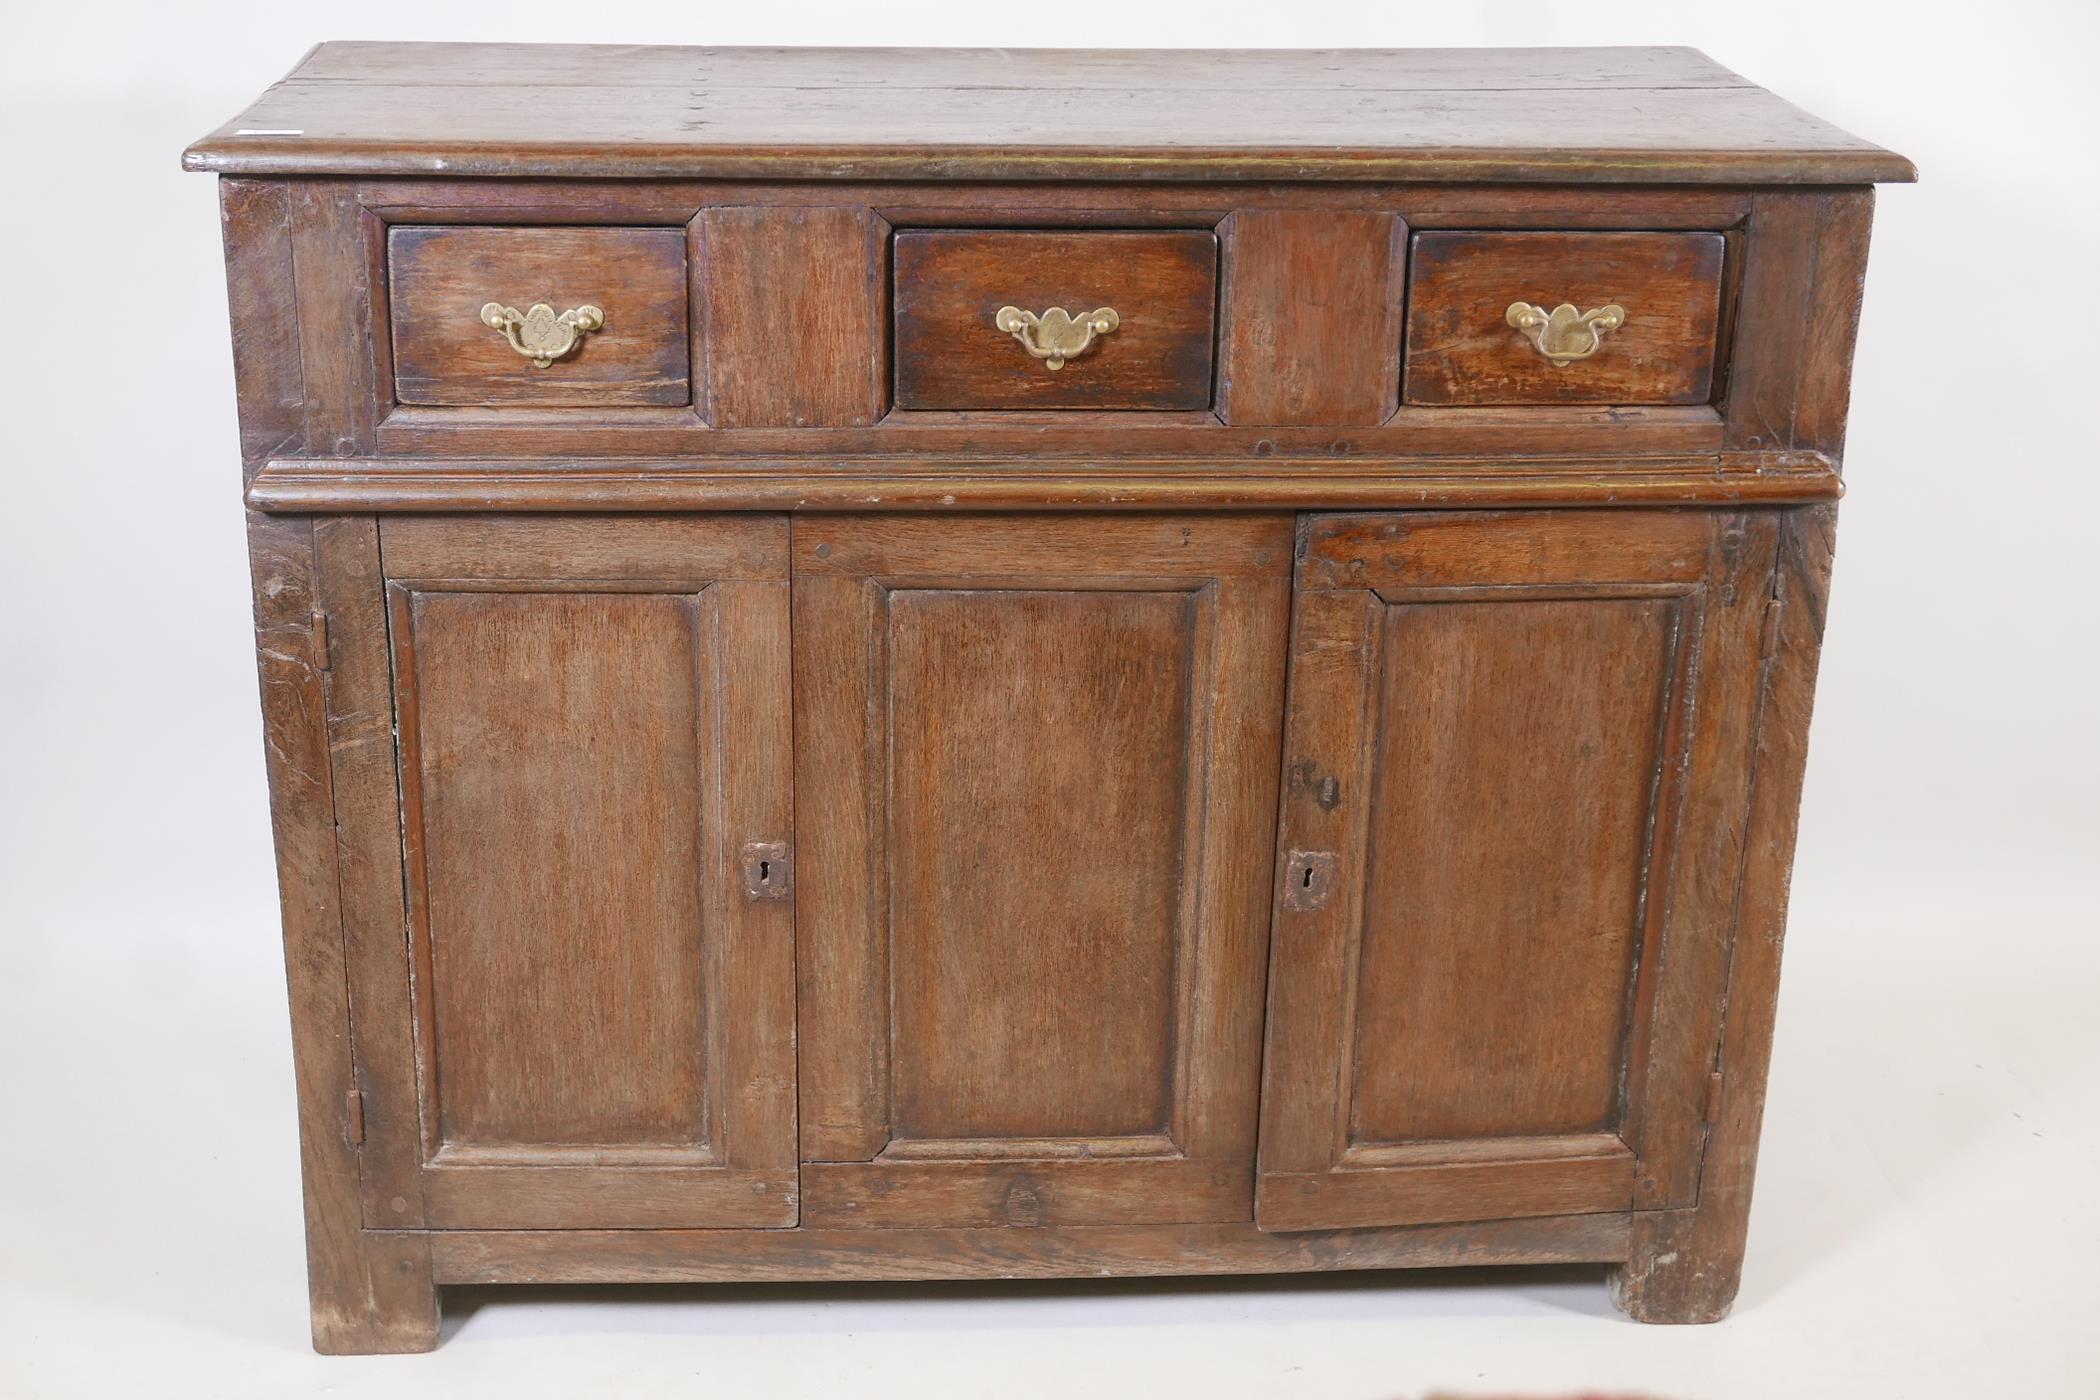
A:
[414, 1212, 1631, 1286]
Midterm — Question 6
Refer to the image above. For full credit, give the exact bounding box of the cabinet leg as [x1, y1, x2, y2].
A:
[308, 1231, 440, 1355]
[1608, 1209, 1743, 1325]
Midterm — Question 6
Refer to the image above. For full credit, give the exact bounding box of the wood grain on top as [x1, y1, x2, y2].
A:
[184, 43, 1915, 184]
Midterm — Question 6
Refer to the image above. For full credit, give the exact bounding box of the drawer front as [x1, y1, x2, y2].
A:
[388, 226, 691, 407]
[894, 230, 1218, 411]
[1404, 232, 1725, 407]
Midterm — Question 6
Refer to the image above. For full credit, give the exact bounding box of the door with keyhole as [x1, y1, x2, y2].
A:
[790, 514, 1293, 1227]
[1257, 509, 1779, 1232]
[321, 514, 800, 1231]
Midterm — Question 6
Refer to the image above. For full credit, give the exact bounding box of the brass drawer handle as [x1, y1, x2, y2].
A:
[1506, 300, 1626, 366]
[479, 301, 605, 368]
[993, 305, 1120, 371]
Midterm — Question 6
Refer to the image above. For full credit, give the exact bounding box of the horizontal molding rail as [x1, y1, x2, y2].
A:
[246, 453, 1842, 513]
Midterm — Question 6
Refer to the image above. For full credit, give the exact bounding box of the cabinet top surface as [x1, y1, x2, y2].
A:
[184, 42, 1914, 185]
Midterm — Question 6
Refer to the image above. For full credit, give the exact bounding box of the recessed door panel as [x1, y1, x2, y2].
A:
[887, 588, 1192, 1145]
[407, 588, 711, 1153]
[1351, 596, 1678, 1145]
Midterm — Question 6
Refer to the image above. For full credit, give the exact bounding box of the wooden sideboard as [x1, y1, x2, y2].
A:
[186, 43, 1912, 1352]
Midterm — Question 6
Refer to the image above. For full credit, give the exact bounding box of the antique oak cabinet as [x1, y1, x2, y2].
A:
[185, 44, 1912, 1351]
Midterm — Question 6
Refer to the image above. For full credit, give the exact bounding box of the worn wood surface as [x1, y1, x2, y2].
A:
[287, 181, 382, 456]
[246, 513, 437, 1354]
[427, 1211, 1632, 1284]
[1722, 190, 1877, 455]
[218, 182, 303, 472]
[1406, 231, 1726, 406]
[1612, 503, 1838, 1321]
[893, 230, 1217, 410]
[185, 44, 1914, 184]
[1260, 1137, 1634, 1232]
[386, 225, 689, 406]
[311, 518, 424, 1233]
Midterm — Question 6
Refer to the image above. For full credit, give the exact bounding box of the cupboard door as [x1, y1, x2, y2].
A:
[1257, 510, 1778, 1232]
[321, 516, 798, 1230]
[794, 515, 1292, 1227]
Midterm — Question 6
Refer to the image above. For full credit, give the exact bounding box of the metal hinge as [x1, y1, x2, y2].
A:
[311, 609, 333, 672]
[344, 1086, 366, 1147]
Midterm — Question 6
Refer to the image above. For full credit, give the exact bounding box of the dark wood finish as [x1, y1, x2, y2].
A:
[698, 206, 890, 427]
[185, 45, 1915, 185]
[385, 226, 688, 407]
[1257, 510, 1778, 1231]
[327, 515, 799, 1232]
[893, 230, 1217, 411]
[792, 515, 1289, 1226]
[1216, 210, 1407, 426]
[1406, 232, 1726, 406]
[193, 45, 1905, 1350]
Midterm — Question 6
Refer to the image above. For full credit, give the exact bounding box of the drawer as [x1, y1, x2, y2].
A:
[387, 226, 691, 407]
[1404, 231, 1726, 407]
[893, 230, 1218, 411]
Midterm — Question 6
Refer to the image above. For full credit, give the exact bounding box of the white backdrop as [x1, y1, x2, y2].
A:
[3, 3, 2095, 1397]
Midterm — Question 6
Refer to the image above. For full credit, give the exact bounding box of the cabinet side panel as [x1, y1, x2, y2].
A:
[1350, 597, 1677, 1143]
[249, 513, 436, 1352]
[1615, 504, 1840, 1320]
[315, 518, 425, 1227]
